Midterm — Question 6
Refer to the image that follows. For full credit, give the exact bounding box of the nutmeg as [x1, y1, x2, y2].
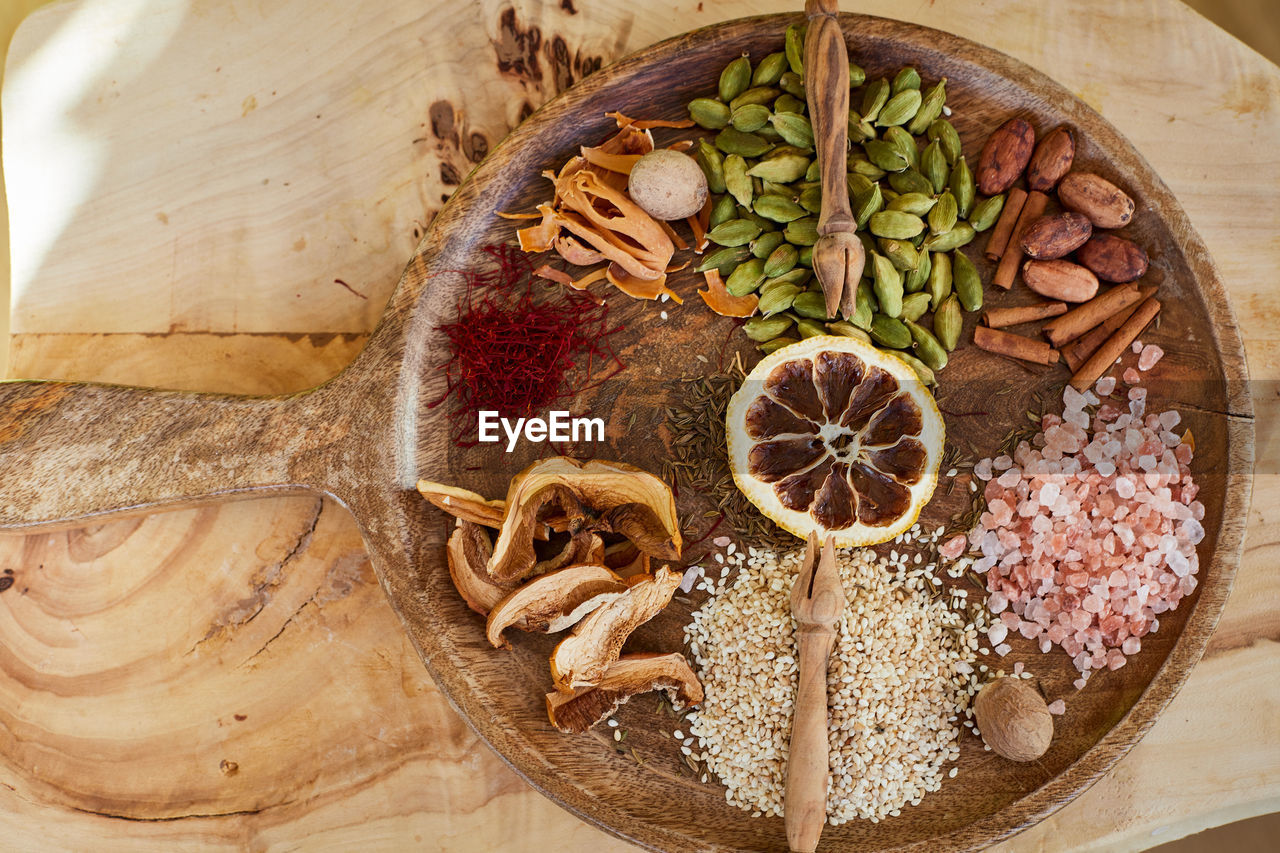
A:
[627, 149, 708, 220]
[973, 677, 1054, 761]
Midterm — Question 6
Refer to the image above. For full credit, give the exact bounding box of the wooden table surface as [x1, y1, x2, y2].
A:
[0, 0, 1275, 850]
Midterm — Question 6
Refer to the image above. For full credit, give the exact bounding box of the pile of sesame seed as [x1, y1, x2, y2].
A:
[683, 533, 990, 823]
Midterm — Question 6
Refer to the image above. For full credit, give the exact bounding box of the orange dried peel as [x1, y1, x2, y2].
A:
[698, 270, 759, 318]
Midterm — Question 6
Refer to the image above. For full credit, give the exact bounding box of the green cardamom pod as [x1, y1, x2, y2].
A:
[743, 314, 793, 342]
[753, 51, 788, 87]
[757, 125, 783, 143]
[892, 66, 921, 94]
[764, 267, 811, 290]
[923, 221, 975, 252]
[929, 191, 959, 235]
[752, 231, 786, 260]
[774, 93, 806, 114]
[888, 192, 937, 217]
[724, 154, 753, 208]
[747, 153, 810, 183]
[759, 337, 800, 354]
[863, 140, 908, 173]
[968, 194, 1006, 232]
[731, 103, 771, 133]
[799, 185, 822, 214]
[870, 210, 925, 240]
[927, 250, 952, 309]
[753, 194, 808, 223]
[951, 248, 983, 311]
[725, 257, 767, 297]
[759, 284, 801, 316]
[719, 55, 751, 103]
[861, 79, 891, 122]
[763, 242, 799, 277]
[707, 218, 763, 247]
[796, 317, 828, 338]
[895, 351, 937, 386]
[928, 118, 962, 165]
[798, 246, 814, 267]
[858, 231, 877, 260]
[871, 252, 904, 318]
[805, 159, 822, 182]
[907, 78, 947, 136]
[848, 62, 867, 88]
[887, 169, 932, 197]
[853, 182, 884, 229]
[934, 293, 963, 351]
[709, 193, 738, 228]
[904, 246, 932, 293]
[869, 314, 912, 349]
[847, 280, 873, 328]
[769, 112, 815, 149]
[779, 71, 806, 99]
[921, 139, 949, 194]
[785, 23, 805, 75]
[884, 126, 920, 171]
[695, 141, 727, 195]
[784, 216, 820, 246]
[736, 204, 775, 232]
[949, 156, 976, 217]
[730, 86, 781, 111]
[900, 291, 932, 323]
[826, 320, 871, 343]
[849, 156, 887, 180]
[879, 238, 920, 272]
[847, 109, 874, 143]
[846, 172, 875, 200]
[876, 89, 922, 128]
[792, 291, 829, 320]
[715, 127, 772, 158]
[696, 245, 750, 275]
[688, 97, 731, 130]
[905, 319, 949, 370]
[759, 179, 788, 198]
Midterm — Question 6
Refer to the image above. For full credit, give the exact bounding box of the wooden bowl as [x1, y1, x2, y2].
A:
[0, 13, 1252, 851]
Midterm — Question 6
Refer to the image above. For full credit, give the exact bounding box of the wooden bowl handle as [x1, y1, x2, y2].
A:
[0, 379, 361, 529]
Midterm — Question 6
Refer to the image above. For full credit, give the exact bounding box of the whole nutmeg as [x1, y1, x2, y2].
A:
[627, 149, 708, 221]
[973, 677, 1054, 761]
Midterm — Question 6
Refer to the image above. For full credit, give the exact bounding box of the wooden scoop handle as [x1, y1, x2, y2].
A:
[0, 377, 370, 530]
[803, 0, 854, 238]
[785, 623, 835, 853]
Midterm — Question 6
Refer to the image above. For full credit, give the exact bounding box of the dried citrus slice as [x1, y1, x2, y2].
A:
[725, 335, 944, 547]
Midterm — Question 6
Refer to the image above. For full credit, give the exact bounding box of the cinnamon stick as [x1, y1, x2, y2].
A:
[1061, 285, 1156, 370]
[974, 326, 1060, 365]
[984, 186, 1028, 261]
[1042, 281, 1144, 347]
[982, 300, 1068, 328]
[1069, 297, 1162, 391]
[993, 190, 1048, 289]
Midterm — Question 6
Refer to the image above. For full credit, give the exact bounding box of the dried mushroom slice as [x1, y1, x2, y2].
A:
[417, 481, 507, 529]
[489, 458, 682, 583]
[550, 566, 682, 693]
[726, 336, 944, 547]
[446, 519, 514, 616]
[485, 564, 627, 648]
[545, 652, 704, 734]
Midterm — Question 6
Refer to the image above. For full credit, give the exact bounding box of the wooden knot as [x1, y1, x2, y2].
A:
[804, 0, 839, 19]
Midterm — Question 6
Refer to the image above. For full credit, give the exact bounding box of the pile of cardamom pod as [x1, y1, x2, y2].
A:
[689, 23, 1006, 384]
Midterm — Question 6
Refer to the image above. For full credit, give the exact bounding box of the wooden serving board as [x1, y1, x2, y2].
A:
[0, 1, 1264, 850]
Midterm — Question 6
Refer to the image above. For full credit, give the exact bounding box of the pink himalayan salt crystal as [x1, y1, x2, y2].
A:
[1131, 339, 1144, 354]
[1138, 344, 1164, 371]
[939, 534, 967, 561]
[1095, 376, 1117, 397]
[1123, 367, 1142, 385]
[712, 536, 732, 548]
[1047, 699, 1067, 715]
[965, 378, 1200, 681]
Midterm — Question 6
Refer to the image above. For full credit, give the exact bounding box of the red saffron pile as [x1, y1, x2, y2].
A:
[432, 245, 625, 446]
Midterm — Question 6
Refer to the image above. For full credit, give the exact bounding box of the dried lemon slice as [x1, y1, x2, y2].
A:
[726, 336, 944, 547]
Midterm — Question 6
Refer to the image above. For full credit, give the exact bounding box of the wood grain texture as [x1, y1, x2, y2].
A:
[0, 0, 1276, 850]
